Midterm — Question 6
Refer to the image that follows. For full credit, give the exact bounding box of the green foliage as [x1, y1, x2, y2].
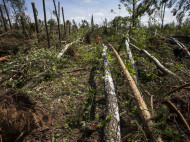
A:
[125, 60, 135, 77]
[1, 47, 67, 88]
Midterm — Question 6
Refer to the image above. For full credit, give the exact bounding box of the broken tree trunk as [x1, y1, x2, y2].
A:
[109, 44, 163, 142]
[0, 5, 8, 31]
[102, 45, 121, 142]
[57, 39, 79, 58]
[42, 0, 50, 48]
[62, 7, 66, 36]
[166, 100, 190, 131]
[0, 55, 11, 62]
[31, 2, 39, 40]
[53, 0, 61, 47]
[125, 37, 138, 83]
[3, 0, 12, 29]
[130, 43, 183, 83]
[170, 37, 190, 57]
[20, 14, 26, 35]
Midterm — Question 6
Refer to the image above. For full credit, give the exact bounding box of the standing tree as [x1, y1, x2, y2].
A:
[120, 0, 156, 28]
[91, 14, 94, 33]
[0, 4, 8, 31]
[42, 0, 50, 48]
[3, 0, 12, 29]
[31, 2, 39, 39]
[62, 7, 66, 36]
[53, 0, 61, 46]
[72, 19, 78, 32]
[172, 0, 190, 18]
[66, 20, 71, 35]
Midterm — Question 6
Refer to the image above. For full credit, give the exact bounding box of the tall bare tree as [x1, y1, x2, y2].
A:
[3, 0, 12, 29]
[31, 2, 39, 38]
[53, 0, 61, 46]
[42, 0, 50, 48]
[0, 4, 8, 31]
[62, 7, 66, 36]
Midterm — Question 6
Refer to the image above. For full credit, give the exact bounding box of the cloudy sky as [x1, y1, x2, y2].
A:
[24, 0, 181, 26]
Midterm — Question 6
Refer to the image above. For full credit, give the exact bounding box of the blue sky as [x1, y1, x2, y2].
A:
[24, 0, 183, 25]
[25, 0, 123, 25]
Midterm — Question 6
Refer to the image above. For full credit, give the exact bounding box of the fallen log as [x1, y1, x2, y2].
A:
[153, 32, 190, 57]
[57, 39, 79, 58]
[129, 43, 183, 83]
[166, 100, 190, 132]
[125, 37, 138, 83]
[0, 55, 11, 62]
[109, 43, 163, 142]
[169, 37, 190, 57]
[102, 44, 121, 142]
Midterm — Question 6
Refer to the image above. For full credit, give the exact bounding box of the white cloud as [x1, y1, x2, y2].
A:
[84, 0, 92, 2]
[94, 12, 104, 17]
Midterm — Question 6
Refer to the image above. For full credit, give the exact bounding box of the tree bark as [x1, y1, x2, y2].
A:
[57, 39, 79, 58]
[130, 43, 183, 82]
[0, 55, 11, 62]
[42, 0, 50, 48]
[170, 36, 190, 57]
[20, 14, 26, 35]
[125, 37, 138, 83]
[53, 0, 61, 46]
[31, 2, 39, 39]
[3, 0, 12, 29]
[102, 45, 121, 142]
[62, 7, 66, 36]
[166, 100, 190, 131]
[161, 2, 166, 32]
[109, 44, 163, 142]
[0, 5, 8, 31]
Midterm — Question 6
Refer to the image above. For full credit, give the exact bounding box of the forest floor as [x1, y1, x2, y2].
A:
[0, 31, 190, 142]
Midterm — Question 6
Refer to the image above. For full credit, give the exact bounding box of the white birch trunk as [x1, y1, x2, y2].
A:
[57, 39, 79, 58]
[125, 38, 138, 83]
[130, 43, 183, 82]
[102, 44, 121, 142]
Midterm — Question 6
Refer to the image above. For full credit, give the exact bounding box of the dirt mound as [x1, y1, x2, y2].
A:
[0, 87, 52, 142]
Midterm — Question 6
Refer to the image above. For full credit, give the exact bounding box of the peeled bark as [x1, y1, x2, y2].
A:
[125, 37, 138, 83]
[0, 55, 11, 62]
[57, 39, 79, 58]
[102, 45, 121, 142]
[109, 44, 163, 142]
[130, 43, 183, 82]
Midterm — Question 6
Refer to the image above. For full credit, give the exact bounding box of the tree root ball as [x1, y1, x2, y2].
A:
[0, 87, 52, 142]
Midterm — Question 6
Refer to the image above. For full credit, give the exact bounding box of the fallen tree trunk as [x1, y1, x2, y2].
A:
[153, 32, 190, 57]
[0, 55, 11, 62]
[129, 43, 183, 83]
[169, 37, 190, 57]
[125, 37, 138, 83]
[102, 44, 121, 142]
[109, 43, 163, 142]
[57, 39, 79, 58]
[166, 100, 190, 131]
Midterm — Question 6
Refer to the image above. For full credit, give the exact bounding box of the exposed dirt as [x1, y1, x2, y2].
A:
[0, 85, 52, 142]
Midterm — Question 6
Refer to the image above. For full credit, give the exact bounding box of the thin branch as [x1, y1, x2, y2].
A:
[166, 100, 190, 131]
